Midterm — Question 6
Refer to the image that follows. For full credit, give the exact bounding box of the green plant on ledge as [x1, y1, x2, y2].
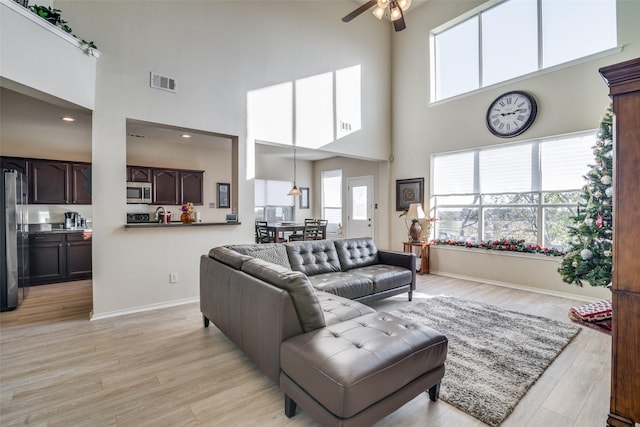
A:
[28, 4, 98, 53]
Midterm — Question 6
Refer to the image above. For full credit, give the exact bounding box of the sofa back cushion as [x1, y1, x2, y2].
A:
[240, 258, 325, 332]
[334, 237, 380, 271]
[226, 243, 280, 255]
[285, 240, 342, 276]
[209, 246, 253, 270]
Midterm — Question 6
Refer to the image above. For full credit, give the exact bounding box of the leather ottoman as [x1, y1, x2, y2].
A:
[280, 312, 448, 426]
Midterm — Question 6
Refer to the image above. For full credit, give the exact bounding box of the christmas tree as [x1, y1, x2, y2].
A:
[558, 105, 613, 287]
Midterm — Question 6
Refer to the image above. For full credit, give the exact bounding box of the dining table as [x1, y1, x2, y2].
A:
[266, 222, 305, 243]
[266, 221, 327, 242]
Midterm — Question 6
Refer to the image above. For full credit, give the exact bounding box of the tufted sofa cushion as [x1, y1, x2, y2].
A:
[285, 240, 342, 276]
[334, 237, 380, 271]
[315, 291, 375, 326]
[280, 312, 449, 419]
[308, 272, 373, 299]
[241, 258, 325, 332]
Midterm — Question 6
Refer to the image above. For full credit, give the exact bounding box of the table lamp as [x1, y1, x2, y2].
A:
[406, 203, 426, 243]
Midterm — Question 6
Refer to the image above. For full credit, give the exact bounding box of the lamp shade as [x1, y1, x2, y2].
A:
[288, 185, 301, 196]
[406, 203, 426, 220]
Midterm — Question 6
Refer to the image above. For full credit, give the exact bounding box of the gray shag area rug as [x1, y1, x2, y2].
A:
[390, 296, 581, 426]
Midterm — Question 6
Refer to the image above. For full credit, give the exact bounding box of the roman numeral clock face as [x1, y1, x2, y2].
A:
[486, 91, 537, 138]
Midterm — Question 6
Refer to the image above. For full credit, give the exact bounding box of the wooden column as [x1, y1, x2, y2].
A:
[599, 57, 640, 427]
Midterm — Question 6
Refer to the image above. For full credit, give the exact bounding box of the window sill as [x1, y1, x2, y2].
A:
[431, 243, 561, 262]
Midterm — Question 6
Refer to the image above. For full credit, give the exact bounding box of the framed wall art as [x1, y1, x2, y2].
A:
[217, 183, 230, 208]
[396, 178, 424, 211]
[299, 187, 310, 209]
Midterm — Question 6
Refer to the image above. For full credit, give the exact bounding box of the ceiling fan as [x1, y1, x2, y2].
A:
[342, 0, 412, 32]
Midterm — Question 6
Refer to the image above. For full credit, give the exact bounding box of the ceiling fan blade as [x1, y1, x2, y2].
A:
[393, 9, 406, 32]
[342, 0, 377, 22]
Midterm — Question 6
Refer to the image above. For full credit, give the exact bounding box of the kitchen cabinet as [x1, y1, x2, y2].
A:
[28, 232, 92, 285]
[1, 157, 28, 177]
[30, 160, 70, 204]
[71, 163, 92, 204]
[127, 166, 152, 183]
[152, 168, 180, 205]
[180, 170, 204, 205]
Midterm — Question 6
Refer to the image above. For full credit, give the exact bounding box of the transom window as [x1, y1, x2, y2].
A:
[432, 131, 595, 248]
[431, 0, 617, 102]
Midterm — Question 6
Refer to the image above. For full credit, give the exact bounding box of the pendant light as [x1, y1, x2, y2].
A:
[287, 146, 301, 196]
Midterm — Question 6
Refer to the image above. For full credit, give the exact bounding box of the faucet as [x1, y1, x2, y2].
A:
[155, 206, 166, 224]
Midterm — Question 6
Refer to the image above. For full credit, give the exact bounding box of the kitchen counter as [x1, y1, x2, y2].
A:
[125, 221, 241, 229]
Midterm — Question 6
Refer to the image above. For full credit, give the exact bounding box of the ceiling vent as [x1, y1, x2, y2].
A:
[150, 72, 176, 93]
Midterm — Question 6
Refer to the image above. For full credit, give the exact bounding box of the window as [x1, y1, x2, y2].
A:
[254, 179, 295, 222]
[432, 131, 595, 248]
[322, 170, 342, 227]
[432, 0, 617, 101]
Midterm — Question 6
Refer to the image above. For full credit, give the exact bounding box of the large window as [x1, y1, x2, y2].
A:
[432, 131, 595, 248]
[322, 170, 342, 227]
[254, 179, 295, 222]
[432, 0, 617, 101]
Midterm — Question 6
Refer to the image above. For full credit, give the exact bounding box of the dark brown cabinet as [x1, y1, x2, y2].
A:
[127, 166, 152, 183]
[1, 157, 28, 177]
[30, 160, 70, 204]
[28, 159, 91, 205]
[152, 168, 180, 205]
[180, 170, 204, 205]
[600, 58, 640, 427]
[28, 232, 92, 285]
[71, 163, 92, 204]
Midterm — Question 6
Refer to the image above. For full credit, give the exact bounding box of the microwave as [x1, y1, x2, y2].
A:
[127, 182, 152, 204]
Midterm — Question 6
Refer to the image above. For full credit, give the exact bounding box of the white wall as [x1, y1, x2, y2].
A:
[390, 0, 640, 299]
[55, 0, 392, 316]
[0, 0, 97, 109]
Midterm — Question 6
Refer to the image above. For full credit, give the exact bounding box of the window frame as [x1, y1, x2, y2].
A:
[432, 130, 596, 248]
[430, 0, 618, 103]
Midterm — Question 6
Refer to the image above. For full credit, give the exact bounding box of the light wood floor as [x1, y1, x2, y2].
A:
[0, 276, 611, 426]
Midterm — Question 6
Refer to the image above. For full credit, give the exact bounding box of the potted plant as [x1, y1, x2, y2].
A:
[28, 5, 61, 26]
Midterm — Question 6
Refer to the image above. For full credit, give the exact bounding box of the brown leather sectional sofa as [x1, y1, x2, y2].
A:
[200, 237, 448, 426]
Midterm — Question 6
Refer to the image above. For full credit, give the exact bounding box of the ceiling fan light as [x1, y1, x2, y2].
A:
[390, 4, 402, 21]
[398, 0, 411, 11]
[372, 6, 385, 20]
[377, 0, 390, 9]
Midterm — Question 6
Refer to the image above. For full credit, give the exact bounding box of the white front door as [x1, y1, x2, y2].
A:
[347, 176, 373, 238]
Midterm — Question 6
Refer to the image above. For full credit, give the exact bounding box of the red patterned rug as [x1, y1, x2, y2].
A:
[569, 299, 612, 334]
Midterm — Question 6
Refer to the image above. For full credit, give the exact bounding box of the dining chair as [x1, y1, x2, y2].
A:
[255, 221, 274, 243]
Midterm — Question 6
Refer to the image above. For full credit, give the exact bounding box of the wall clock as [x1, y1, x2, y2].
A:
[486, 91, 537, 138]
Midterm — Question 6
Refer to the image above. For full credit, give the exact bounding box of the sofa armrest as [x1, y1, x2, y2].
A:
[378, 250, 416, 290]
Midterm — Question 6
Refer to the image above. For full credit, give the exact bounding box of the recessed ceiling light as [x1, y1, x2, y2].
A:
[181, 134, 191, 139]
[61, 116, 75, 122]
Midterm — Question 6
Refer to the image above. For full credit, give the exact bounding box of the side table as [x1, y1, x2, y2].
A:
[403, 241, 430, 274]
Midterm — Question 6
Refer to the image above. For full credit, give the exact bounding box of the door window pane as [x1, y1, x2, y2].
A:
[352, 185, 367, 220]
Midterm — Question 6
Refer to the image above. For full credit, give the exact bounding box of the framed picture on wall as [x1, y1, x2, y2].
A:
[217, 183, 230, 208]
[396, 178, 424, 211]
[300, 187, 309, 209]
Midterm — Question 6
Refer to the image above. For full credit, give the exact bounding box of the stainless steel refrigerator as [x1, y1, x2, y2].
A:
[1, 169, 29, 312]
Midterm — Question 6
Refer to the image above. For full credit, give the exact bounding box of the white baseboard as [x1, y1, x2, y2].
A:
[430, 270, 607, 303]
[90, 296, 200, 321]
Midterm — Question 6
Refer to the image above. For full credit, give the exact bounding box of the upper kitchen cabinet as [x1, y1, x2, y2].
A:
[180, 171, 204, 205]
[152, 168, 180, 205]
[29, 159, 91, 205]
[30, 160, 70, 204]
[71, 163, 92, 204]
[127, 166, 151, 183]
[1, 157, 28, 177]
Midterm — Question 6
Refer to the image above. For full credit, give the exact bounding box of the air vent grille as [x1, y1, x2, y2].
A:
[150, 72, 176, 93]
